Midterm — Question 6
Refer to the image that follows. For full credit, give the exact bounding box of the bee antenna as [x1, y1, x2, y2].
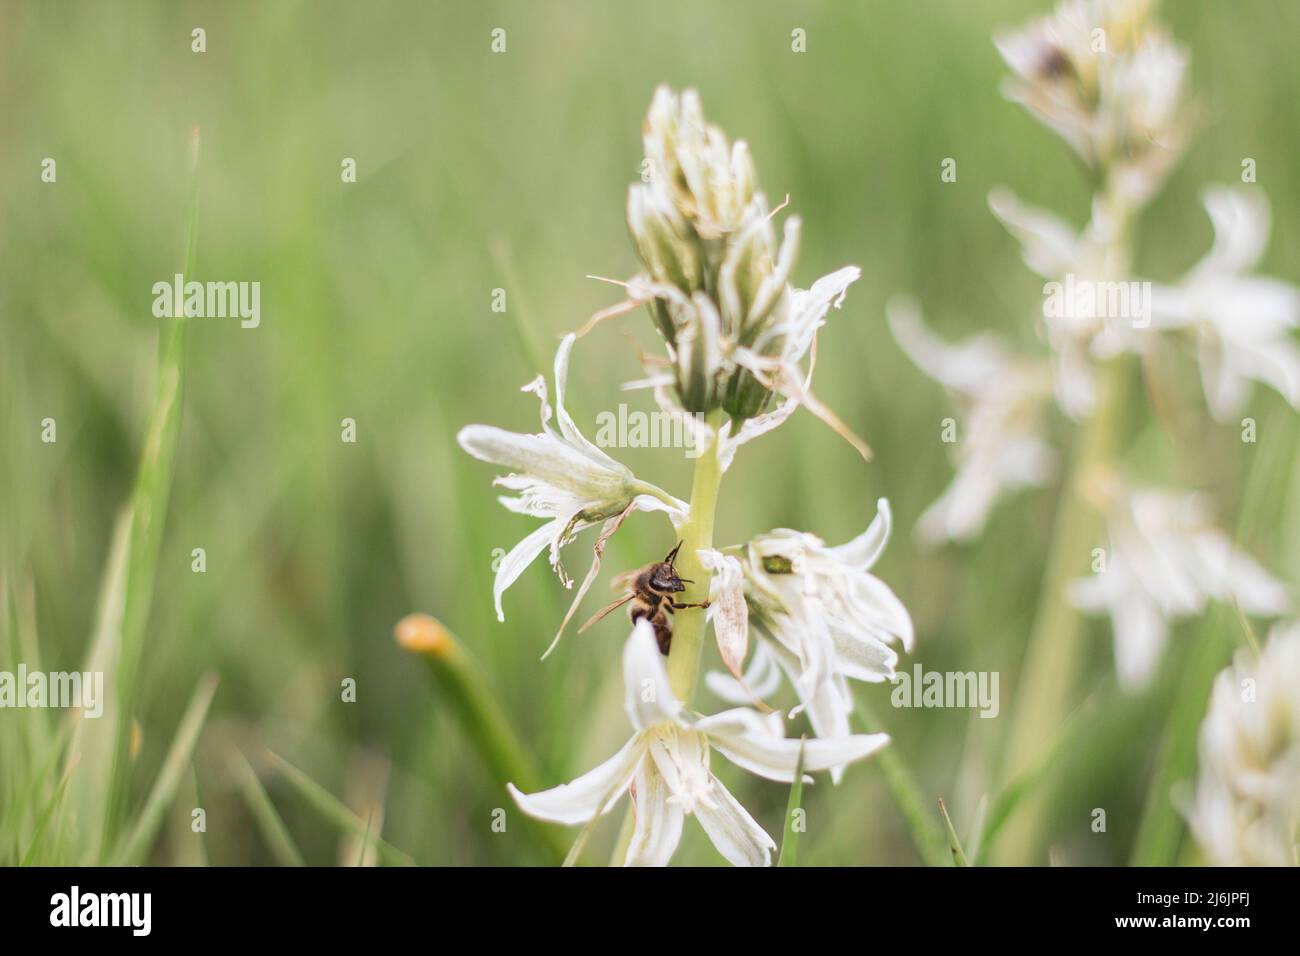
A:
[664, 541, 683, 566]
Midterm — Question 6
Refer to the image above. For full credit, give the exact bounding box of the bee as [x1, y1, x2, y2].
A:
[579, 542, 710, 655]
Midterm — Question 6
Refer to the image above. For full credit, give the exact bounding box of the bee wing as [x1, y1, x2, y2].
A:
[578, 592, 636, 634]
[609, 568, 643, 593]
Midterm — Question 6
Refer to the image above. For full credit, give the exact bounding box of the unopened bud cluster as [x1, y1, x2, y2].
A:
[627, 86, 802, 420]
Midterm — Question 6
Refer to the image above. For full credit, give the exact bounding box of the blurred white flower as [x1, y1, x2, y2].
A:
[887, 297, 1056, 543]
[1186, 622, 1300, 866]
[706, 499, 912, 779]
[1151, 187, 1300, 420]
[509, 621, 889, 866]
[1096, 30, 1188, 206]
[458, 334, 686, 624]
[994, 0, 1186, 204]
[1069, 481, 1289, 688]
[988, 188, 1143, 418]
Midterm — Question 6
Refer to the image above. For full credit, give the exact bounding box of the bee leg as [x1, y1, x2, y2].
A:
[669, 600, 710, 610]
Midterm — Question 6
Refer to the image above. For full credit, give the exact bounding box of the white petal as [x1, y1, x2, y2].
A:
[705, 641, 783, 704]
[694, 774, 776, 867]
[624, 759, 684, 867]
[788, 672, 855, 785]
[552, 333, 623, 467]
[843, 572, 915, 654]
[623, 620, 683, 731]
[507, 735, 645, 825]
[492, 519, 562, 622]
[788, 266, 861, 351]
[1193, 186, 1269, 281]
[886, 296, 1010, 394]
[916, 467, 999, 544]
[698, 707, 889, 782]
[828, 622, 900, 682]
[1111, 592, 1168, 691]
[717, 399, 796, 473]
[827, 498, 892, 571]
[988, 188, 1080, 279]
[458, 424, 628, 501]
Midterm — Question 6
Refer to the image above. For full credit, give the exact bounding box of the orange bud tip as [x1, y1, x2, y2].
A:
[395, 613, 455, 658]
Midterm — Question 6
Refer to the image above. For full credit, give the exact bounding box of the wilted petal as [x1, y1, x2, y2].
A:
[507, 735, 646, 825]
[545, 501, 638, 659]
[699, 548, 748, 679]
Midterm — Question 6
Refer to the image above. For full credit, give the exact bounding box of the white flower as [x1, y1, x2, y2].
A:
[641, 85, 756, 241]
[458, 334, 686, 625]
[590, 86, 871, 461]
[508, 621, 889, 866]
[1186, 622, 1300, 866]
[706, 499, 912, 779]
[887, 297, 1056, 543]
[1068, 481, 1289, 688]
[1151, 187, 1300, 420]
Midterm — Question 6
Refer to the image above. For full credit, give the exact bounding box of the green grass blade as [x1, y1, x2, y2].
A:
[266, 751, 416, 867]
[938, 798, 969, 867]
[19, 754, 80, 866]
[227, 748, 305, 867]
[102, 127, 203, 852]
[777, 736, 807, 867]
[855, 701, 948, 867]
[109, 673, 217, 865]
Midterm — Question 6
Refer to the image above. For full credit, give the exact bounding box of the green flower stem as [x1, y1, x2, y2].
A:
[993, 177, 1138, 865]
[665, 408, 726, 703]
[609, 408, 726, 865]
[395, 614, 569, 863]
[993, 358, 1128, 868]
[993, 356, 1125, 865]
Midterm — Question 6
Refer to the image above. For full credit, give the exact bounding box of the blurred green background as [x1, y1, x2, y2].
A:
[3, 0, 1297, 865]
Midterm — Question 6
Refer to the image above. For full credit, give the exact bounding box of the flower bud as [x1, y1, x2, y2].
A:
[627, 181, 703, 294]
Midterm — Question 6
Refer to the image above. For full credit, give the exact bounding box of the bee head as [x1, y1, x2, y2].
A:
[650, 564, 688, 593]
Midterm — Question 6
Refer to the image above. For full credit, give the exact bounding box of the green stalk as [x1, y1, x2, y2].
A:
[610, 408, 726, 865]
[665, 408, 726, 702]
[395, 613, 569, 862]
[992, 357, 1124, 864]
[994, 184, 1136, 864]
